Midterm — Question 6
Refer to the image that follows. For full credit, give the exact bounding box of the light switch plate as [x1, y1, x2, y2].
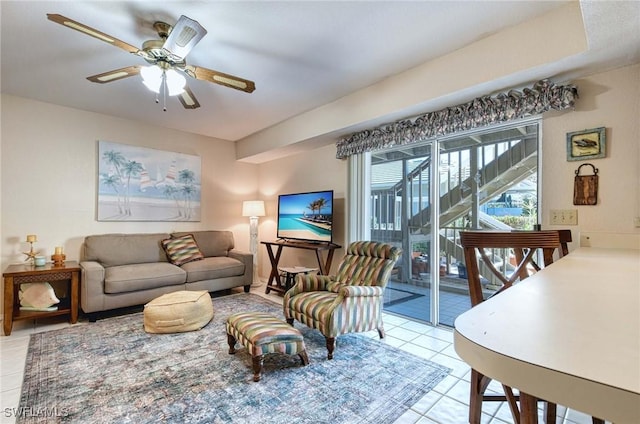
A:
[550, 209, 578, 225]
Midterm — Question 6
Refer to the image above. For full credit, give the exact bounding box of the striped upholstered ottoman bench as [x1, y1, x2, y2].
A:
[226, 312, 309, 381]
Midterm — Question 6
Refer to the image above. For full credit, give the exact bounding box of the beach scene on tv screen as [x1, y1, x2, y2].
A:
[278, 192, 333, 242]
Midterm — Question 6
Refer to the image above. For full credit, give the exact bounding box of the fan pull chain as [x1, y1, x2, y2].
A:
[153, 72, 161, 106]
[146, 69, 174, 111]
[162, 72, 168, 112]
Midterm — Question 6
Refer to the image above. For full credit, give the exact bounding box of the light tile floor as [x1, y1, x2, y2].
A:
[0, 284, 604, 424]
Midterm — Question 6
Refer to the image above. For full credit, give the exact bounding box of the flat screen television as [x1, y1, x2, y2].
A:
[277, 190, 334, 243]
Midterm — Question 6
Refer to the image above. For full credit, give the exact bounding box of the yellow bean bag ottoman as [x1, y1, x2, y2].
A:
[144, 290, 213, 334]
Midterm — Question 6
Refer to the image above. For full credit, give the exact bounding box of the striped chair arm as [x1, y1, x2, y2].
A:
[285, 273, 334, 298]
[337, 285, 384, 298]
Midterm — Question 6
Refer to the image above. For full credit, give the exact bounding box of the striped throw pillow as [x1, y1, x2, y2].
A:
[162, 234, 204, 266]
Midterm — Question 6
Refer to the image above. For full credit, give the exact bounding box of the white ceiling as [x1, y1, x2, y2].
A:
[2, 1, 639, 148]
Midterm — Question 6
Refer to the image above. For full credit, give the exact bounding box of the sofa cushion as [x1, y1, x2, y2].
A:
[161, 234, 204, 266]
[104, 263, 186, 294]
[83, 233, 170, 267]
[180, 256, 245, 283]
[172, 231, 234, 257]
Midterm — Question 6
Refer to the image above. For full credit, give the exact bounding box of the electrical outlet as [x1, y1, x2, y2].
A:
[550, 209, 578, 225]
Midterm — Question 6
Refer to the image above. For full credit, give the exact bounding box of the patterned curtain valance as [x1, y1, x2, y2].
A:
[335, 79, 578, 159]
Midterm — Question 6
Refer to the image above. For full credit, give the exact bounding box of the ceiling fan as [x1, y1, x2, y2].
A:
[47, 13, 255, 110]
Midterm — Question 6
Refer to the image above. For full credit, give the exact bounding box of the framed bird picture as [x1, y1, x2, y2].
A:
[566, 127, 606, 161]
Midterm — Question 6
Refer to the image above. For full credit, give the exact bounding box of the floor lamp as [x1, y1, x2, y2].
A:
[242, 200, 265, 283]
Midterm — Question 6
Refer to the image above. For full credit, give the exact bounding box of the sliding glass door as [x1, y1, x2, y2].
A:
[371, 143, 433, 322]
[366, 119, 541, 326]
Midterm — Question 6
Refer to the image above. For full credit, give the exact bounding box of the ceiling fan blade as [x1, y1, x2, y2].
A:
[47, 14, 140, 55]
[87, 66, 141, 83]
[162, 15, 207, 61]
[185, 65, 255, 93]
[178, 85, 201, 109]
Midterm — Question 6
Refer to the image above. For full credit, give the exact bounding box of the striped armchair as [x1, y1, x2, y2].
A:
[283, 241, 402, 359]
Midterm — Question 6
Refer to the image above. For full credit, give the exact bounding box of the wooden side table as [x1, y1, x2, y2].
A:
[261, 240, 341, 295]
[3, 261, 80, 336]
[278, 266, 318, 292]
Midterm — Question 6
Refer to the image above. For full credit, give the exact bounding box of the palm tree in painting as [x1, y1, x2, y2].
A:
[177, 169, 197, 220]
[177, 169, 195, 184]
[102, 150, 126, 181]
[163, 185, 182, 218]
[100, 173, 124, 214]
[122, 160, 144, 215]
[101, 150, 127, 213]
[181, 185, 196, 219]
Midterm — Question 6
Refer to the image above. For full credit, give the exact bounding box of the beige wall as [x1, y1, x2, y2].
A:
[255, 143, 347, 276]
[0, 95, 260, 272]
[543, 64, 640, 239]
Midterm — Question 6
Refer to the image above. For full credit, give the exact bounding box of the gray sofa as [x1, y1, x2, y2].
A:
[79, 231, 253, 319]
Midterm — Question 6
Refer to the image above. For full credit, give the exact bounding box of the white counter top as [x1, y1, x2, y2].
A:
[454, 248, 640, 423]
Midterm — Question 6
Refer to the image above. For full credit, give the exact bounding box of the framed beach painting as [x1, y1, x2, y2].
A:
[566, 127, 606, 161]
[97, 141, 201, 221]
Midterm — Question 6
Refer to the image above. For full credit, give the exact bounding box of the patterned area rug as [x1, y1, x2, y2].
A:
[18, 293, 450, 423]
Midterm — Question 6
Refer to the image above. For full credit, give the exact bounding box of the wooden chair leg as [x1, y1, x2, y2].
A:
[325, 337, 335, 360]
[519, 392, 539, 424]
[227, 333, 237, 354]
[252, 355, 264, 382]
[503, 384, 521, 424]
[469, 369, 491, 424]
[377, 326, 385, 339]
[298, 350, 309, 366]
[544, 401, 557, 424]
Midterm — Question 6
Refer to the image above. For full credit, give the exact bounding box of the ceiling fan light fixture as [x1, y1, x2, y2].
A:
[141, 65, 163, 93]
[165, 69, 186, 96]
[48, 13, 252, 111]
[141, 66, 184, 96]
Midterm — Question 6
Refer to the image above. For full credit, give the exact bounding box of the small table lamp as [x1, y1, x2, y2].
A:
[242, 200, 266, 282]
[23, 234, 39, 263]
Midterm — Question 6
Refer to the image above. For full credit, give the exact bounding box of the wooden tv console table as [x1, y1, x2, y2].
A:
[261, 240, 341, 295]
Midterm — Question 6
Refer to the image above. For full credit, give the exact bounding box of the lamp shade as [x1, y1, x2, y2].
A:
[242, 200, 265, 217]
[165, 69, 186, 96]
[141, 65, 162, 93]
[141, 66, 186, 96]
